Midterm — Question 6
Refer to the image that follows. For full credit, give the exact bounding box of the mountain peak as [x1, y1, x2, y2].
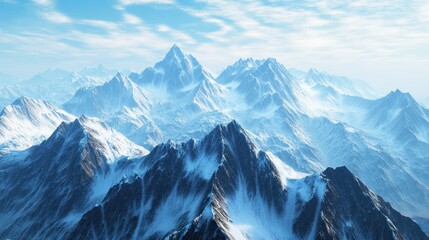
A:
[0, 97, 75, 152]
[170, 43, 182, 53]
[133, 44, 212, 92]
[259, 57, 286, 72]
[6, 96, 64, 116]
[226, 119, 243, 132]
[264, 57, 278, 65]
[49, 115, 147, 163]
[112, 72, 127, 82]
[164, 44, 187, 62]
[98, 73, 136, 94]
[11, 96, 35, 106]
[391, 88, 408, 96]
[322, 166, 353, 179]
[216, 58, 264, 83]
[237, 57, 255, 65]
[203, 120, 256, 155]
[385, 89, 414, 102]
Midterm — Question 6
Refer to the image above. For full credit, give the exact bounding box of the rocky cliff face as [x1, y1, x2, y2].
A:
[68, 121, 428, 240]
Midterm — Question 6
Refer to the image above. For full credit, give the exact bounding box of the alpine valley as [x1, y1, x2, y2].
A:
[0, 45, 428, 239]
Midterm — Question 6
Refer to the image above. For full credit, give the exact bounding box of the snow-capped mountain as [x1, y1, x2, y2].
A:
[64, 121, 426, 239]
[63, 73, 158, 148]
[63, 73, 151, 118]
[216, 57, 264, 84]
[57, 46, 429, 234]
[1, 100, 428, 239]
[218, 57, 300, 110]
[131, 44, 214, 93]
[0, 116, 147, 239]
[0, 44, 413, 235]
[64, 46, 228, 148]
[301, 68, 378, 99]
[130, 44, 225, 112]
[0, 66, 116, 110]
[0, 96, 75, 153]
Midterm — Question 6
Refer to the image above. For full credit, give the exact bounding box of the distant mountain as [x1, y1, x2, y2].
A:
[63, 73, 157, 148]
[131, 44, 213, 93]
[64, 46, 228, 148]
[218, 57, 299, 109]
[0, 116, 147, 239]
[0, 67, 116, 110]
[365, 90, 429, 143]
[0, 96, 75, 153]
[216, 57, 264, 84]
[78, 64, 118, 78]
[0, 72, 20, 86]
[63, 73, 151, 118]
[302, 68, 378, 99]
[130, 44, 225, 112]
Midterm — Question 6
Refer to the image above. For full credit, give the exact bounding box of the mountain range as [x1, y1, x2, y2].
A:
[0, 65, 117, 110]
[1, 120, 427, 239]
[0, 45, 428, 239]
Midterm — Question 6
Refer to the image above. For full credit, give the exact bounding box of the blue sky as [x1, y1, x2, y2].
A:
[0, 0, 429, 98]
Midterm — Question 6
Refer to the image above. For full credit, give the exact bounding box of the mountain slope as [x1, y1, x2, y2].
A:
[63, 73, 151, 118]
[218, 57, 300, 110]
[67, 121, 428, 239]
[317, 167, 428, 240]
[0, 96, 75, 153]
[131, 45, 225, 112]
[57, 46, 429, 232]
[63, 46, 228, 148]
[0, 116, 147, 239]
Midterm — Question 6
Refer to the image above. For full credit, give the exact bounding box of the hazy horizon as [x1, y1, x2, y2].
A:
[1, 0, 428, 99]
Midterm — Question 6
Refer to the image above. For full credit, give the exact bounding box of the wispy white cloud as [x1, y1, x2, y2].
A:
[156, 25, 195, 44]
[42, 11, 72, 24]
[116, 0, 174, 9]
[32, 0, 52, 6]
[81, 20, 117, 30]
[123, 13, 142, 25]
[120, 0, 174, 5]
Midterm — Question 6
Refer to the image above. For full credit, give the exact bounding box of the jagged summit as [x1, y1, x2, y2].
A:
[0, 115, 146, 239]
[10, 96, 36, 106]
[386, 89, 414, 100]
[319, 166, 429, 240]
[216, 58, 263, 83]
[68, 122, 427, 240]
[131, 45, 213, 92]
[1, 117, 428, 239]
[0, 96, 75, 152]
[370, 88, 424, 117]
[47, 116, 147, 163]
[109, 72, 136, 90]
[163, 44, 187, 61]
[63, 73, 151, 117]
